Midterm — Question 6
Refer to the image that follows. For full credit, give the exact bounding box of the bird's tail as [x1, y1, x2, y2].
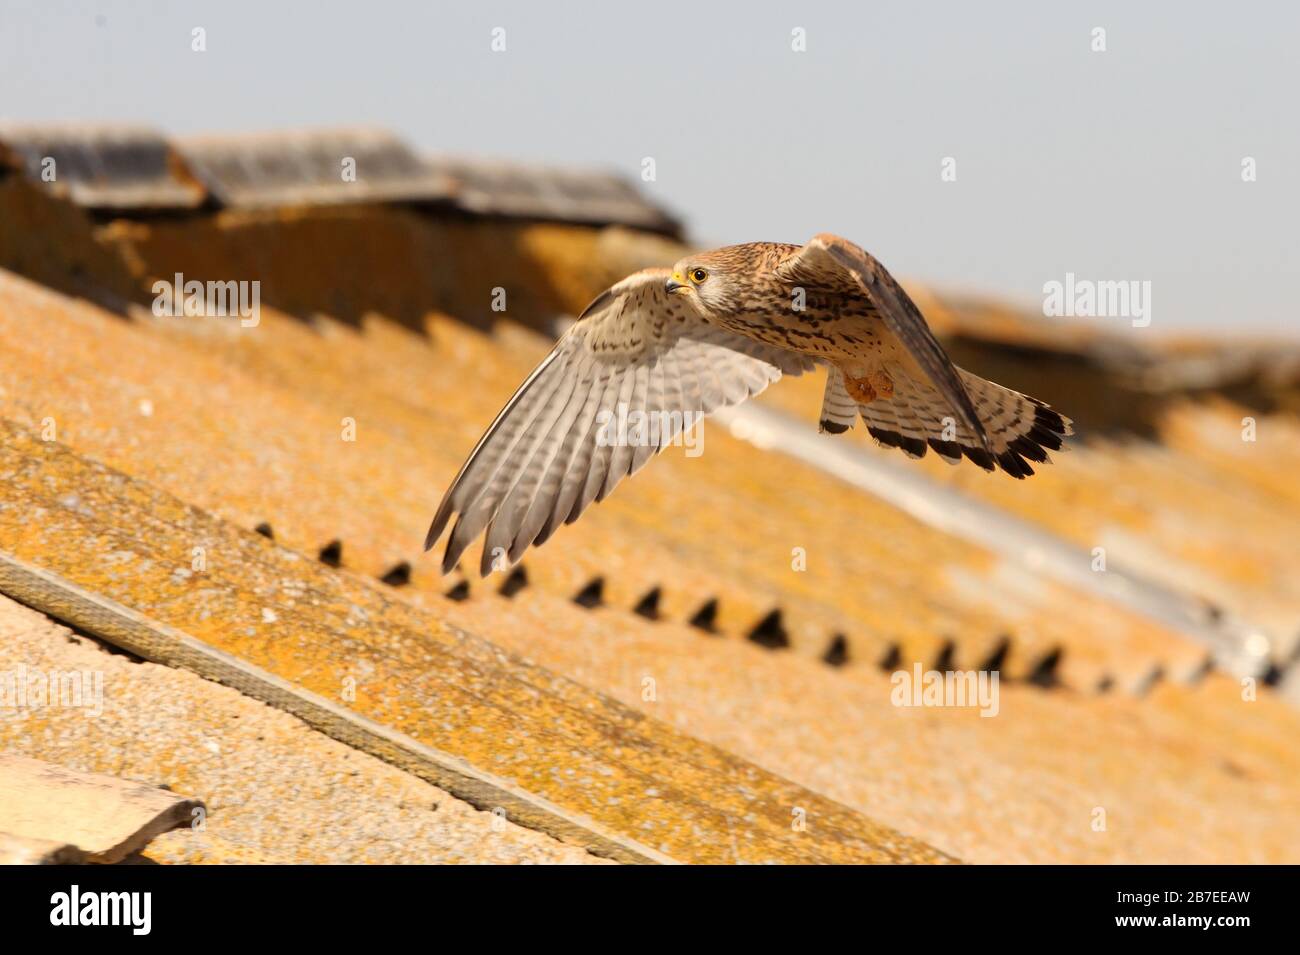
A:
[824, 365, 1073, 478]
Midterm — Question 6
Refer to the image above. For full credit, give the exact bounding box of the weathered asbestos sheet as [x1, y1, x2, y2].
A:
[0, 124, 205, 210]
[176, 128, 454, 209]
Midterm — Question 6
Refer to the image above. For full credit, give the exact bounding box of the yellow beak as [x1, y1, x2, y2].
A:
[666, 271, 687, 294]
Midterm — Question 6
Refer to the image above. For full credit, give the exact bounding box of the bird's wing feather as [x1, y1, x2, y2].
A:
[774, 233, 991, 451]
[425, 267, 814, 574]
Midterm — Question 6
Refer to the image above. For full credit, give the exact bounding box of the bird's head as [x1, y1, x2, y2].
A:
[665, 250, 743, 315]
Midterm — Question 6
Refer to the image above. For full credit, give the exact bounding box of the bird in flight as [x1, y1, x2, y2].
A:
[426, 233, 1072, 575]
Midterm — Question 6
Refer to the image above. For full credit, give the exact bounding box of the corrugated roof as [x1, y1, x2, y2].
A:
[0, 124, 683, 238]
[0, 593, 611, 864]
[923, 290, 1300, 402]
[758, 361, 1300, 673]
[0, 270, 1211, 694]
[0, 418, 950, 864]
[1, 158, 1298, 863]
[430, 155, 680, 234]
[176, 128, 454, 209]
[0, 123, 205, 210]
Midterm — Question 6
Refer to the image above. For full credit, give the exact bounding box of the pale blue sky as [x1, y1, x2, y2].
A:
[2, 0, 1296, 333]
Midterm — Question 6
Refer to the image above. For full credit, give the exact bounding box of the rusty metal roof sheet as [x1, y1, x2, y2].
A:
[0, 124, 205, 210]
[176, 128, 455, 209]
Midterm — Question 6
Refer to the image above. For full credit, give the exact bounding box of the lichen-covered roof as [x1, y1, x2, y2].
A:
[0, 270, 1210, 692]
[0, 594, 611, 864]
[0, 409, 948, 864]
[0, 134, 1297, 863]
[757, 368, 1300, 667]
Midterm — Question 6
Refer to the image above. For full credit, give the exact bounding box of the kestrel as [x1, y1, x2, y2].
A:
[426, 233, 1072, 575]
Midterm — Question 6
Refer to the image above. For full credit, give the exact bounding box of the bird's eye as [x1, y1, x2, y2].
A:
[690, 268, 708, 283]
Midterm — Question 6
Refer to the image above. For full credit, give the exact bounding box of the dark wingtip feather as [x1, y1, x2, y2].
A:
[1010, 434, 1049, 463]
[899, 435, 928, 459]
[996, 449, 1033, 479]
[927, 437, 963, 462]
[424, 518, 444, 553]
[479, 543, 498, 579]
[820, 419, 851, 435]
[867, 426, 904, 449]
[1029, 422, 1063, 451]
[869, 416, 1068, 478]
[1035, 405, 1068, 435]
[425, 491, 459, 552]
[867, 426, 928, 459]
[440, 551, 459, 576]
[1021, 403, 1072, 460]
[962, 445, 996, 471]
[440, 516, 470, 575]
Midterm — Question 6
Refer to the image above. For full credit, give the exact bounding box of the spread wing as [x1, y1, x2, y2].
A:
[774, 233, 991, 452]
[425, 268, 815, 575]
